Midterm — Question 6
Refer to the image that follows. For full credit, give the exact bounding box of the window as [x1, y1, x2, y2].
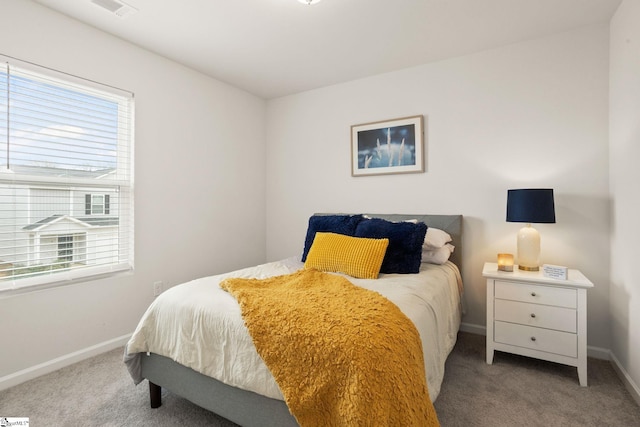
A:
[58, 235, 73, 263]
[0, 55, 134, 292]
[86, 194, 110, 215]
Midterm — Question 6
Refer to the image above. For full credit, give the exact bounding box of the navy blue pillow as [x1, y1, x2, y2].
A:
[301, 214, 364, 262]
[355, 218, 427, 274]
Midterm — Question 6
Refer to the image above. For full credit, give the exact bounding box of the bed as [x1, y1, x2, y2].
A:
[124, 213, 463, 426]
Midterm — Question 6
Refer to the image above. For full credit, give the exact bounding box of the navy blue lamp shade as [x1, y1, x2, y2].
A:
[506, 189, 556, 224]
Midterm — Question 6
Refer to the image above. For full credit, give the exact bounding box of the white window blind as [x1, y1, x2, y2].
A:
[0, 55, 134, 292]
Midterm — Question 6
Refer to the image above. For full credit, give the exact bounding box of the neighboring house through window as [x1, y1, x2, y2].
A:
[0, 55, 134, 291]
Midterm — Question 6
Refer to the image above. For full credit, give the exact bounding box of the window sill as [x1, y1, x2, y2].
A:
[0, 264, 133, 298]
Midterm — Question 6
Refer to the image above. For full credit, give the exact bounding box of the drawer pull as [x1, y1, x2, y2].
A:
[531, 292, 537, 297]
[530, 313, 536, 318]
[531, 336, 537, 342]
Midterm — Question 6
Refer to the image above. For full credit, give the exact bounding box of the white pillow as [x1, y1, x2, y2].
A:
[422, 243, 455, 265]
[423, 227, 452, 250]
[362, 218, 451, 249]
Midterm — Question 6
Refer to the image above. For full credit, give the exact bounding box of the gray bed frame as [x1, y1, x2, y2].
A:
[140, 213, 463, 426]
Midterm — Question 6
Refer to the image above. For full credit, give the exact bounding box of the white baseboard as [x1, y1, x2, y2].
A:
[458, 322, 639, 403]
[609, 351, 640, 407]
[586, 344, 610, 361]
[459, 322, 486, 336]
[0, 333, 131, 392]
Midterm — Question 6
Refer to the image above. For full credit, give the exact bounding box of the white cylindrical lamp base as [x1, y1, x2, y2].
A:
[517, 224, 540, 271]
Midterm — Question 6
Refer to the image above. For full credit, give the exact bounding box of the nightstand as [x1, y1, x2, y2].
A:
[483, 262, 594, 386]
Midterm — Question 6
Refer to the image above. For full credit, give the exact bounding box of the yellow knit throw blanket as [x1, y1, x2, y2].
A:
[220, 268, 440, 427]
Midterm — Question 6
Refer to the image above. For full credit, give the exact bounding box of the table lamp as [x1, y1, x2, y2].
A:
[506, 189, 555, 271]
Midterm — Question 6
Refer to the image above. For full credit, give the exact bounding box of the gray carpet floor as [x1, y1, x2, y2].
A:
[1, 332, 639, 426]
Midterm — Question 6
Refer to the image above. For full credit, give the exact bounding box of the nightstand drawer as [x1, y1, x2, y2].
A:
[494, 321, 577, 357]
[495, 299, 577, 333]
[495, 280, 577, 309]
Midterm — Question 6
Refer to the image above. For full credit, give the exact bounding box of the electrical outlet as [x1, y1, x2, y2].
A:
[153, 281, 163, 297]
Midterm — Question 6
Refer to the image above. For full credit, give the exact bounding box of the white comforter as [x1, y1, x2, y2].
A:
[124, 257, 463, 402]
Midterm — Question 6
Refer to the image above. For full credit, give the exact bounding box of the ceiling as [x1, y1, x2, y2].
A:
[34, 0, 621, 99]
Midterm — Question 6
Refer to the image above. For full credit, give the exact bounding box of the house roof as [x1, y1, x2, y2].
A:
[77, 217, 120, 227]
[23, 214, 119, 232]
[8, 165, 116, 179]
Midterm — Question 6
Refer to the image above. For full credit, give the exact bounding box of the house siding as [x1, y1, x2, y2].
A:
[0, 185, 29, 264]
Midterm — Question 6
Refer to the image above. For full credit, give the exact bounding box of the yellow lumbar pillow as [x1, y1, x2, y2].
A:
[304, 232, 389, 279]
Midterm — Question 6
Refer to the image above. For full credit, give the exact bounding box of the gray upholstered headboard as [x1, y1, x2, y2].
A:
[315, 213, 463, 271]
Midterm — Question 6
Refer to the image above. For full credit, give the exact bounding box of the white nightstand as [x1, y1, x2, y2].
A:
[483, 262, 594, 386]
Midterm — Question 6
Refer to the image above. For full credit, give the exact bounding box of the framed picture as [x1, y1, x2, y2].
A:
[351, 115, 424, 177]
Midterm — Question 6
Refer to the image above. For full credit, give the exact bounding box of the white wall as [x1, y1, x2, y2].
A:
[609, 0, 640, 401]
[0, 0, 266, 383]
[266, 25, 611, 349]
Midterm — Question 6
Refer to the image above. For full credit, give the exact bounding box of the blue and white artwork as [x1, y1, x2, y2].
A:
[351, 115, 424, 176]
[356, 124, 416, 169]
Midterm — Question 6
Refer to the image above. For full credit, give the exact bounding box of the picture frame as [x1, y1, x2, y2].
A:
[351, 115, 424, 177]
